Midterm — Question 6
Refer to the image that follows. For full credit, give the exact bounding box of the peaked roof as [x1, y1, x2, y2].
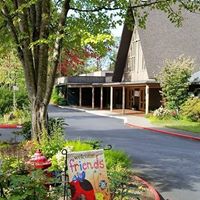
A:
[113, 10, 200, 82]
[112, 24, 133, 82]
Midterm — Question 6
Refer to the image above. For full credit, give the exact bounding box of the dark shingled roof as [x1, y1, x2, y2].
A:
[112, 24, 133, 82]
[113, 10, 200, 81]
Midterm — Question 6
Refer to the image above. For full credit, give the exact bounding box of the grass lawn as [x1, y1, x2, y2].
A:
[149, 117, 200, 133]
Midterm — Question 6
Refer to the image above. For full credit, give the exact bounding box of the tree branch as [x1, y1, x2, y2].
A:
[179, 0, 200, 14]
[34, 0, 43, 77]
[70, 0, 171, 12]
[17, 0, 37, 100]
[36, 0, 51, 103]
[44, 0, 71, 105]
[1, 4, 24, 64]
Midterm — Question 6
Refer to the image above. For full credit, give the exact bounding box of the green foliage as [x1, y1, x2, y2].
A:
[152, 106, 179, 120]
[157, 56, 193, 109]
[148, 117, 200, 133]
[3, 107, 30, 125]
[180, 97, 200, 122]
[51, 87, 68, 106]
[15, 90, 29, 109]
[14, 121, 32, 140]
[15, 117, 67, 142]
[0, 170, 63, 200]
[35, 118, 66, 158]
[0, 51, 28, 117]
[105, 150, 131, 170]
[48, 117, 67, 134]
[0, 143, 63, 199]
[0, 87, 29, 117]
[2, 106, 30, 133]
[0, 87, 13, 116]
[0, 51, 23, 86]
[0, 143, 29, 175]
[0, 156, 25, 175]
[65, 140, 93, 151]
[108, 165, 143, 200]
[0, 139, 139, 200]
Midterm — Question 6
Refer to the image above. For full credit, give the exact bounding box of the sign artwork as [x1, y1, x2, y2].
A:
[67, 149, 110, 200]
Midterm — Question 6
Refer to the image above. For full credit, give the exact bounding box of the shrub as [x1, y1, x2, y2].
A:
[0, 169, 63, 200]
[0, 140, 139, 200]
[14, 121, 32, 140]
[105, 149, 131, 170]
[64, 140, 93, 151]
[51, 87, 68, 106]
[157, 56, 193, 110]
[0, 143, 63, 200]
[15, 89, 29, 109]
[108, 164, 143, 200]
[15, 117, 67, 141]
[0, 87, 13, 116]
[35, 122, 66, 158]
[0, 86, 29, 117]
[48, 117, 67, 135]
[180, 97, 200, 122]
[153, 106, 172, 120]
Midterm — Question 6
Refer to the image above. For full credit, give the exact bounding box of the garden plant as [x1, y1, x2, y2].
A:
[0, 118, 145, 200]
[148, 57, 200, 133]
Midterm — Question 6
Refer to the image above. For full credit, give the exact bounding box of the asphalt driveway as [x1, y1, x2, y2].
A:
[49, 105, 200, 200]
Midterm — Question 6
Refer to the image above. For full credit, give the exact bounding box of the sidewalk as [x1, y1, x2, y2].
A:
[67, 106, 200, 142]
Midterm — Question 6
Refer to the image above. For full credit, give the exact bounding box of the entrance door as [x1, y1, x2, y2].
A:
[139, 88, 145, 111]
[126, 87, 134, 109]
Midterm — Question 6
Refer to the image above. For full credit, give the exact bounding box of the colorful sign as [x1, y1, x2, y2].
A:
[67, 149, 110, 200]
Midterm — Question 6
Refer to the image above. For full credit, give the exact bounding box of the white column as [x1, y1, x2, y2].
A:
[79, 87, 82, 107]
[110, 86, 113, 111]
[122, 86, 125, 114]
[92, 87, 95, 109]
[100, 86, 103, 110]
[145, 85, 149, 114]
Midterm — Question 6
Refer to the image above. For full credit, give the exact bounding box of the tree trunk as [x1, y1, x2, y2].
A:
[31, 100, 48, 142]
[2, 0, 70, 142]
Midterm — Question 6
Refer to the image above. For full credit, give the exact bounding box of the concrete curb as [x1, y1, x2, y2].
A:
[126, 123, 200, 142]
[0, 124, 22, 129]
[134, 176, 160, 200]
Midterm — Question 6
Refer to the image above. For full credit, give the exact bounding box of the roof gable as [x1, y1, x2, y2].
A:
[114, 10, 200, 81]
[112, 24, 133, 82]
[139, 11, 200, 78]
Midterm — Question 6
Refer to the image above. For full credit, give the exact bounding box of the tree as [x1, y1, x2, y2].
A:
[0, 0, 199, 142]
[157, 56, 193, 110]
[57, 47, 106, 76]
[57, 49, 89, 76]
[0, 51, 29, 115]
[0, 51, 24, 87]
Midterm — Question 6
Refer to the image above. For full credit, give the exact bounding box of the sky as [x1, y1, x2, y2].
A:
[111, 24, 123, 37]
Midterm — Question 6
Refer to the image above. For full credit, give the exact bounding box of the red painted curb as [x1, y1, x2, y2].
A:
[126, 123, 200, 141]
[0, 124, 22, 129]
[134, 176, 160, 200]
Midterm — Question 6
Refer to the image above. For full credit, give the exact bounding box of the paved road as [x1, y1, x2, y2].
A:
[41, 106, 200, 199]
